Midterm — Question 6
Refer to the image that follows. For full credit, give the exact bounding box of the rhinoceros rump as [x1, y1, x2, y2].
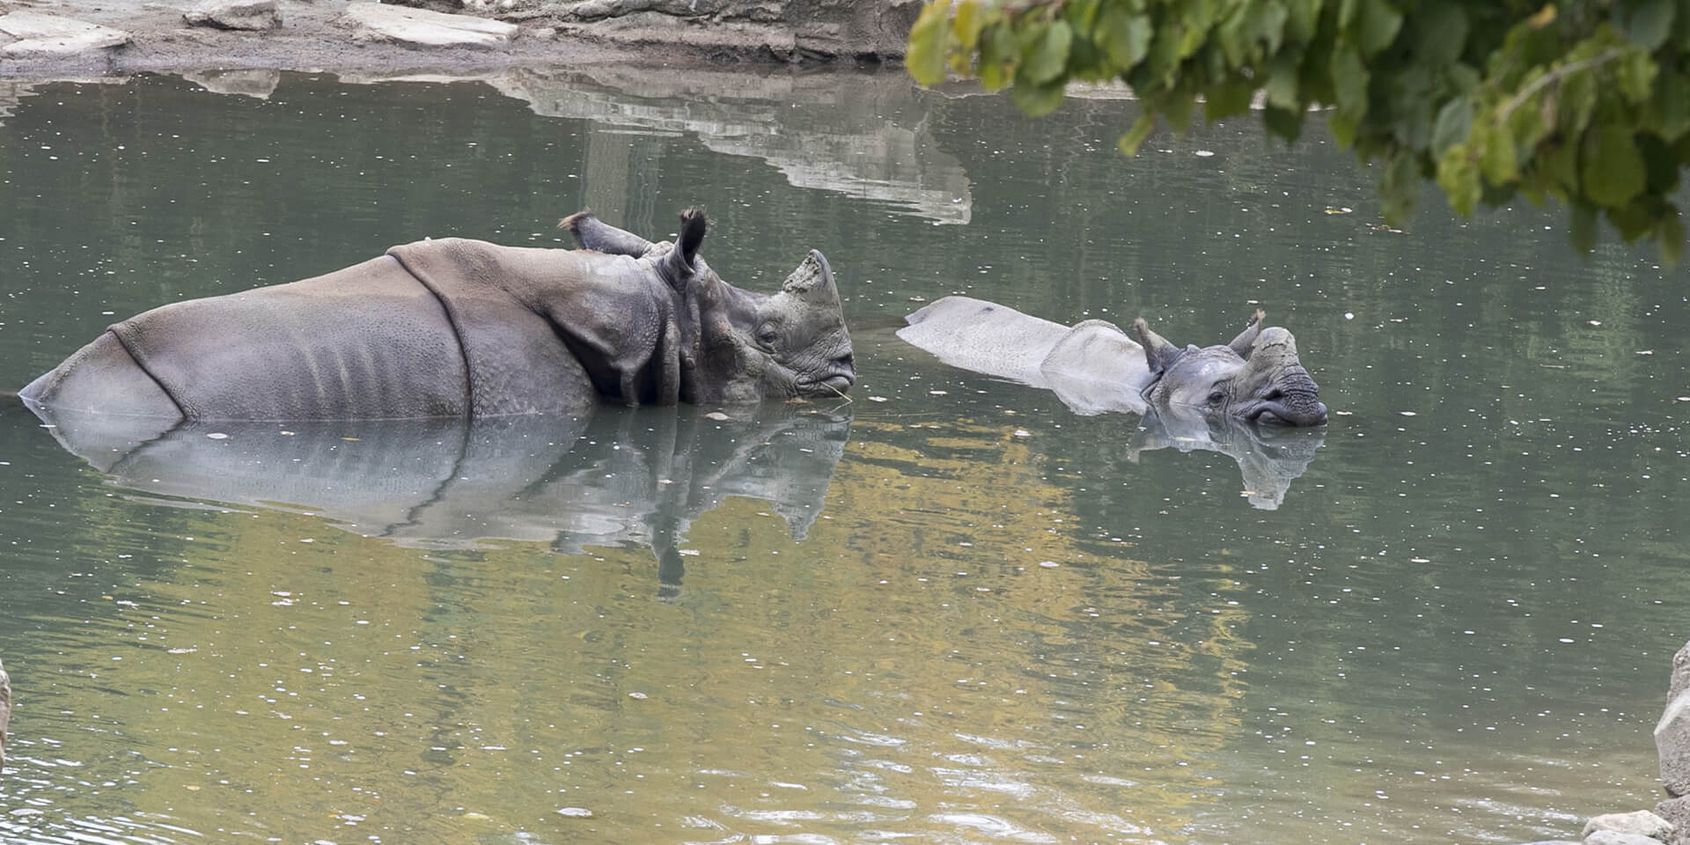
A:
[21, 210, 856, 422]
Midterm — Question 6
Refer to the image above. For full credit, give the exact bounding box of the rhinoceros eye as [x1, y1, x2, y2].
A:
[1206, 390, 1225, 405]
[755, 326, 779, 349]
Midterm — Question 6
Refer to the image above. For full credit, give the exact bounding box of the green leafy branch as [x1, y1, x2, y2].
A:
[907, 0, 1690, 261]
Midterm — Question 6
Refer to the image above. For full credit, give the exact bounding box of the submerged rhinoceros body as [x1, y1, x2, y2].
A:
[897, 295, 1327, 426]
[20, 210, 855, 421]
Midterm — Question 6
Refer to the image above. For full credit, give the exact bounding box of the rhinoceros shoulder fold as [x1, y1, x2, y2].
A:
[1038, 319, 1150, 416]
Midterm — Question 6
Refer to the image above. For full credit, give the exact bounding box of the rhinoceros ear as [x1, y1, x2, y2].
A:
[1228, 308, 1266, 358]
[1132, 317, 1184, 375]
[559, 210, 654, 257]
[662, 208, 708, 284]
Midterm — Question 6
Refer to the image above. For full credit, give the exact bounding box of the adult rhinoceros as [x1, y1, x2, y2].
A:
[20, 210, 855, 421]
[898, 296, 1327, 426]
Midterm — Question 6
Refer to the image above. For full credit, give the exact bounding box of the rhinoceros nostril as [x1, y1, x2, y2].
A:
[1264, 387, 1284, 401]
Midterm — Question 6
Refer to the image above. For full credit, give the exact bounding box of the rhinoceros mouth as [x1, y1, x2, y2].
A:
[800, 373, 855, 397]
[1247, 394, 1328, 426]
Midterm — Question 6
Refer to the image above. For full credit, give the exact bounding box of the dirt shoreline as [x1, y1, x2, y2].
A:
[0, 0, 902, 79]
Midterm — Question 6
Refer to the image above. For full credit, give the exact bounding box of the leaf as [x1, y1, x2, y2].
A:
[1437, 143, 1481, 214]
[1286, 0, 1321, 42]
[1616, 49, 1658, 106]
[1332, 45, 1369, 118]
[1117, 112, 1157, 155]
[1430, 95, 1473, 155]
[1206, 76, 1256, 121]
[1098, 8, 1152, 70]
[1264, 104, 1304, 143]
[1329, 109, 1360, 147]
[1265, 50, 1303, 110]
[1658, 205, 1684, 265]
[1010, 81, 1067, 117]
[1581, 125, 1647, 207]
[1649, 71, 1690, 139]
[1352, 0, 1405, 56]
[1619, 0, 1676, 50]
[1607, 199, 1656, 240]
[1413, 0, 1468, 66]
[1162, 88, 1198, 131]
[979, 25, 1015, 90]
[1480, 119, 1520, 185]
[1639, 131, 1680, 193]
[1380, 151, 1420, 223]
[952, 1, 985, 50]
[1021, 20, 1073, 85]
[906, 1, 952, 87]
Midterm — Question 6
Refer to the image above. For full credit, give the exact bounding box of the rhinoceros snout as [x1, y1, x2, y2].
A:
[1250, 390, 1327, 426]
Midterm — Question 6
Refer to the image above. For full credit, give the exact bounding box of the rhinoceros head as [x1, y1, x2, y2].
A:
[563, 209, 855, 404]
[1131, 310, 1327, 426]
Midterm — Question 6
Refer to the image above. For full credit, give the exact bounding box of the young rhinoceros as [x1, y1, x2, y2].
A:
[20, 209, 855, 421]
[898, 296, 1326, 425]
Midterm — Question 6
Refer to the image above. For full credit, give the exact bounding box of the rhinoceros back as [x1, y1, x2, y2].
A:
[105, 256, 472, 420]
[27, 242, 599, 421]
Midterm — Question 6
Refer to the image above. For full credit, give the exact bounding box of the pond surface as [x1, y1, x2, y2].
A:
[0, 67, 1686, 844]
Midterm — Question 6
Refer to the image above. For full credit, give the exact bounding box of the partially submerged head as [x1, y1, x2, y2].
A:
[1131, 309, 1327, 427]
[562, 209, 855, 403]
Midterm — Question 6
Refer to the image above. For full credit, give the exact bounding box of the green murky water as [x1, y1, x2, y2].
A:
[0, 67, 1686, 844]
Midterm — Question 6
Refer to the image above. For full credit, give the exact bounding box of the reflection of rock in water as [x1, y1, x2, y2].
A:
[182, 69, 281, 100]
[1129, 409, 1325, 510]
[31, 405, 852, 593]
[483, 66, 972, 225]
[0, 77, 127, 125]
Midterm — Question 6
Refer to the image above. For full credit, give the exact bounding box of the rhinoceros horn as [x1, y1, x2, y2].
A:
[558, 210, 653, 256]
[1131, 318, 1183, 375]
[1228, 308, 1266, 358]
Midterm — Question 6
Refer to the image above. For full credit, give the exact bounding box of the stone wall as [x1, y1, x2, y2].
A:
[395, 0, 922, 60]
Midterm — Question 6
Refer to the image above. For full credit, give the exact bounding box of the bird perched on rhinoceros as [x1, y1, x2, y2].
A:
[897, 296, 1327, 425]
[20, 209, 855, 421]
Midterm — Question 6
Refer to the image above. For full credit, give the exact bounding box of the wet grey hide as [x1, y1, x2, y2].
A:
[19, 209, 855, 422]
[898, 295, 1327, 425]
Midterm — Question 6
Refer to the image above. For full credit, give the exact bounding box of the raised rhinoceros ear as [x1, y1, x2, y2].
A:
[1228, 308, 1266, 358]
[1132, 317, 1184, 375]
[664, 208, 707, 278]
[559, 210, 654, 256]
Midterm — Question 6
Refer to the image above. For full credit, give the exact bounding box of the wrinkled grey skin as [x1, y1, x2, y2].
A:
[1130, 407, 1326, 509]
[19, 209, 854, 421]
[564, 210, 856, 406]
[1132, 310, 1328, 427]
[898, 296, 1327, 426]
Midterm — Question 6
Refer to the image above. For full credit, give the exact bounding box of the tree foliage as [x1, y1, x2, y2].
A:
[907, 0, 1690, 260]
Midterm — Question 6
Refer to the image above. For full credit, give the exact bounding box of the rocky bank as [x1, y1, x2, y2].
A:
[1515, 640, 1690, 845]
[0, 0, 918, 78]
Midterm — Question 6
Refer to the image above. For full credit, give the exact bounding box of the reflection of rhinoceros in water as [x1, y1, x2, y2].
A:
[1129, 407, 1326, 510]
[31, 404, 852, 598]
